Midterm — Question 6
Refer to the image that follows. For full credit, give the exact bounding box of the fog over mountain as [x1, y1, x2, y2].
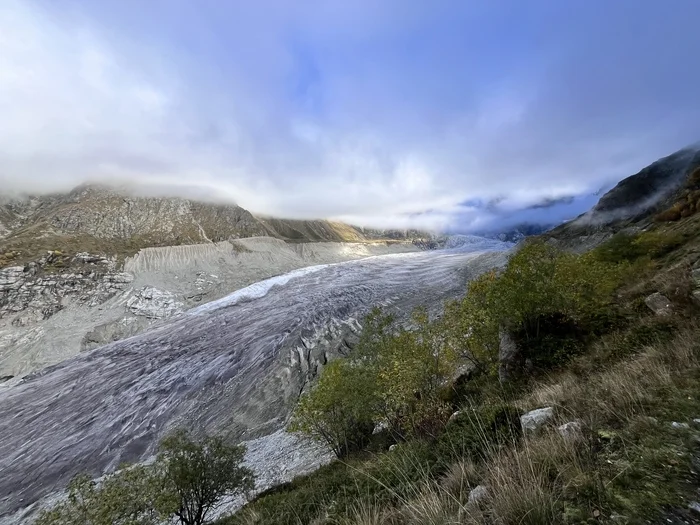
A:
[1, 1, 700, 231]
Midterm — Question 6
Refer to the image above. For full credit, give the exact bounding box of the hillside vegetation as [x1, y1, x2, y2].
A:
[222, 214, 700, 525]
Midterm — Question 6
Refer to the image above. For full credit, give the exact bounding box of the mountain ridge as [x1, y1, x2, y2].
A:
[0, 185, 427, 268]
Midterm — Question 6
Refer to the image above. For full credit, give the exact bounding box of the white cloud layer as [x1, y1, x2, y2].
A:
[1, 0, 699, 231]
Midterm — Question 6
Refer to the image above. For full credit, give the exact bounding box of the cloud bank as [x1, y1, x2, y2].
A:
[1, 0, 699, 231]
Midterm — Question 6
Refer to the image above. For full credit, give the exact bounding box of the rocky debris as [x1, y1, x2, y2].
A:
[73, 252, 111, 265]
[521, 407, 555, 433]
[0, 257, 133, 325]
[210, 430, 334, 521]
[557, 420, 583, 441]
[468, 485, 489, 506]
[644, 292, 673, 316]
[498, 328, 522, 383]
[126, 287, 185, 319]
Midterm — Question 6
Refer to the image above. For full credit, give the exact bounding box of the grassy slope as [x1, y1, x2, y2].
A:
[220, 214, 700, 525]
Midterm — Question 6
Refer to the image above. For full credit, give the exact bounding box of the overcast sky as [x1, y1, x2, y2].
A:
[1, 1, 699, 231]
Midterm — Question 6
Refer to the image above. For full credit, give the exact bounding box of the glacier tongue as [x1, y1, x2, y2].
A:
[0, 241, 511, 522]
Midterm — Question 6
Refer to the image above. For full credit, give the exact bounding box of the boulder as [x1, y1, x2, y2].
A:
[644, 292, 672, 316]
[557, 420, 583, 441]
[521, 407, 555, 433]
[468, 485, 489, 506]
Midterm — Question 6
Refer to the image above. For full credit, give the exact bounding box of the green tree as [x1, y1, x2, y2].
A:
[158, 431, 254, 525]
[441, 270, 500, 373]
[443, 241, 624, 375]
[290, 359, 378, 458]
[36, 433, 254, 525]
[374, 308, 457, 439]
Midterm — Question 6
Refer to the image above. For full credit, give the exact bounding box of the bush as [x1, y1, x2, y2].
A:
[290, 359, 377, 458]
[37, 432, 254, 525]
[445, 241, 624, 375]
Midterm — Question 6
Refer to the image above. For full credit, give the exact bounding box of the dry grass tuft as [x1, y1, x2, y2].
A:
[439, 459, 481, 502]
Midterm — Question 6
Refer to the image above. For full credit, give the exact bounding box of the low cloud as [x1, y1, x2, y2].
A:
[1, 0, 699, 231]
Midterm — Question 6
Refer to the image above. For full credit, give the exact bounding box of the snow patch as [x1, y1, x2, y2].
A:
[188, 264, 331, 315]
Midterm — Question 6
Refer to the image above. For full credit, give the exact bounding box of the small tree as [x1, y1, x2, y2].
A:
[290, 359, 377, 458]
[374, 308, 457, 438]
[36, 433, 254, 525]
[442, 270, 500, 373]
[158, 431, 255, 525]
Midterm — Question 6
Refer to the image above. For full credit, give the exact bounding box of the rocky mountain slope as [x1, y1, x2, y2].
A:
[0, 185, 430, 382]
[0, 185, 422, 267]
[543, 145, 700, 251]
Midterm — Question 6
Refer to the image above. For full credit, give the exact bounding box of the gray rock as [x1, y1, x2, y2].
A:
[521, 407, 555, 433]
[498, 328, 521, 383]
[468, 485, 489, 506]
[691, 267, 700, 288]
[689, 501, 700, 516]
[557, 420, 583, 440]
[372, 420, 389, 435]
[693, 290, 700, 306]
[644, 292, 673, 316]
[389, 444, 398, 452]
[448, 410, 462, 423]
[671, 421, 690, 430]
[692, 418, 700, 427]
[0, 267, 25, 291]
[125, 286, 184, 319]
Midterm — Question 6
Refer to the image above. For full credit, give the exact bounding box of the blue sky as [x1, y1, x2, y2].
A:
[1, 1, 699, 231]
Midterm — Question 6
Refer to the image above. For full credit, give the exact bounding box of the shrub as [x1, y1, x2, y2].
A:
[290, 359, 378, 458]
[37, 432, 254, 525]
[446, 241, 624, 375]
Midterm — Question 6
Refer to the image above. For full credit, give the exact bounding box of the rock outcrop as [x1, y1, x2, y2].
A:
[0, 254, 133, 325]
[498, 328, 522, 383]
